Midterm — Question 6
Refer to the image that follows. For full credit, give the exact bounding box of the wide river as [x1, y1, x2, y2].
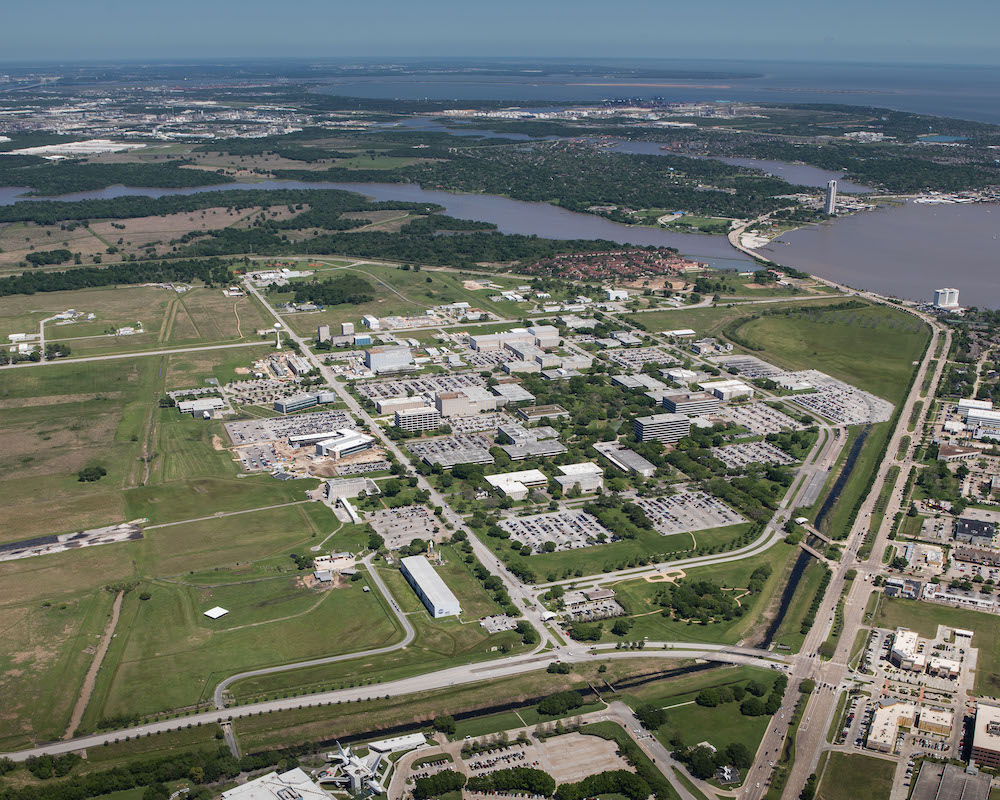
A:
[2, 177, 998, 306]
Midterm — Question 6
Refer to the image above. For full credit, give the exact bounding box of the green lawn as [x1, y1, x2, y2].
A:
[733, 304, 930, 404]
[630, 298, 849, 338]
[81, 571, 401, 725]
[482, 523, 752, 584]
[603, 544, 797, 645]
[817, 752, 895, 800]
[876, 597, 999, 695]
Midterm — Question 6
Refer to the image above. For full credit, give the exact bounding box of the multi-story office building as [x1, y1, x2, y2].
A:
[662, 391, 720, 415]
[824, 179, 838, 215]
[632, 413, 691, 443]
[394, 407, 442, 432]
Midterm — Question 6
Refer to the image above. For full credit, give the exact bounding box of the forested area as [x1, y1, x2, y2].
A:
[0, 258, 232, 297]
[0, 188, 441, 225]
[0, 160, 234, 195]
[291, 274, 375, 306]
[275, 141, 802, 217]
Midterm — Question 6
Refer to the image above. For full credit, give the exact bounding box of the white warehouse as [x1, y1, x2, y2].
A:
[400, 555, 461, 618]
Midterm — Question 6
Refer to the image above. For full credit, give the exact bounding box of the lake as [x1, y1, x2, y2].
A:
[0, 180, 754, 269]
[758, 200, 1000, 307]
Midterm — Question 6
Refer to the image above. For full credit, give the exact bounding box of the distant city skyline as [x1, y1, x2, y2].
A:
[1, 0, 999, 65]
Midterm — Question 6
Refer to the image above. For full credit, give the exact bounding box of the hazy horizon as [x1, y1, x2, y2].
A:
[2, 0, 999, 66]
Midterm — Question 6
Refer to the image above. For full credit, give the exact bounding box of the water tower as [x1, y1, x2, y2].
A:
[273, 322, 283, 350]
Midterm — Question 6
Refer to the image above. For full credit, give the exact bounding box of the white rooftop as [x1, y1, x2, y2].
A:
[204, 606, 229, 619]
[557, 462, 604, 477]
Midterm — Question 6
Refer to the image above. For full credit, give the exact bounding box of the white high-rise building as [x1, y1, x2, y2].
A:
[824, 179, 838, 215]
[934, 288, 960, 309]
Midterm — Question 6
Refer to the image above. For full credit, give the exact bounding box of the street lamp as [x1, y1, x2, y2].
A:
[273, 322, 282, 350]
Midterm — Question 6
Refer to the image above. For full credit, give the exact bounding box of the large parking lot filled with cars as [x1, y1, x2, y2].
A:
[499, 510, 615, 553]
[712, 441, 797, 469]
[720, 402, 802, 435]
[634, 490, 744, 535]
[356, 374, 485, 402]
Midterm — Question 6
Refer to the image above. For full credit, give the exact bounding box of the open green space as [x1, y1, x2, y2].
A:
[601, 544, 795, 645]
[82, 570, 400, 725]
[271, 263, 517, 337]
[817, 752, 895, 800]
[629, 298, 849, 338]
[734, 303, 930, 403]
[876, 596, 999, 694]
[227, 553, 520, 703]
[483, 522, 752, 584]
[0, 357, 158, 541]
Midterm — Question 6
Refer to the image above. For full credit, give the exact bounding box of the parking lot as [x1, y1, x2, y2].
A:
[237, 442, 282, 472]
[449, 413, 508, 434]
[499, 510, 614, 553]
[356, 374, 486, 402]
[407, 434, 495, 468]
[604, 346, 673, 370]
[712, 441, 796, 468]
[479, 615, 518, 633]
[225, 410, 356, 446]
[711, 354, 785, 379]
[720, 402, 802, 435]
[634, 490, 744, 535]
[225, 378, 302, 406]
[369, 505, 441, 548]
[788, 370, 893, 424]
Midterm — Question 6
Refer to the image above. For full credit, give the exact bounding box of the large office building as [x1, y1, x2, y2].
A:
[555, 462, 604, 494]
[528, 325, 560, 348]
[824, 179, 838, 215]
[435, 387, 498, 417]
[485, 468, 548, 500]
[958, 398, 993, 418]
[955, 517, 997, 547]
[177, 397, 226, 417]
[662, 391, 721, 415]
[972, 704, 1000, 768]
[699, 379, 754, 401]
[592, 442, 657, 478]
[273, 391, 337, 414]
[394, 406, 441, 433]
[364, 345, 413, 374]
[633, 413, 691, 443]
[400, 555, 461, 618]
[470, 328, 534, 352]
[222, 768, 329, 800]
[314, 429, 376, 459]
[934, 288, 961, 309]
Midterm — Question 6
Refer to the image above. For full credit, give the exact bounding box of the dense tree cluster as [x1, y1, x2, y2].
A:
[413, 770, 467, 800]
[0, 161, 234, 195]
[25, 249, 72, 266]
[291, 274, 375, 306]
[467, 768, 556, 797]
[536, 690, 585, 716]
[0, 258, 232, 298]
[555, 770, 649, 800]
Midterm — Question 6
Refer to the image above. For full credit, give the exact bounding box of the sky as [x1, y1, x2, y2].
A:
[1, 0, 999, 65]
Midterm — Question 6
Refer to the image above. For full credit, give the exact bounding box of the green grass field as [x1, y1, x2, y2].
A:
[482, 523, 751, 584]
[272, 263, 517, 337]
[734, 304, 930, 403]
[629, 298, 849, 338]
[82, 571, 400, 724]
[817, 752, 895, 800]
[602, 544, 796, 645]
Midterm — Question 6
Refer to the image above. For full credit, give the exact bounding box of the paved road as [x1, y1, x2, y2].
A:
[210, 554, 416, 708]
[747, 294, 950, 800]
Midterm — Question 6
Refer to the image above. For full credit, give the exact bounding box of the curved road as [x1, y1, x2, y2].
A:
[211, 555, 416, 708]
